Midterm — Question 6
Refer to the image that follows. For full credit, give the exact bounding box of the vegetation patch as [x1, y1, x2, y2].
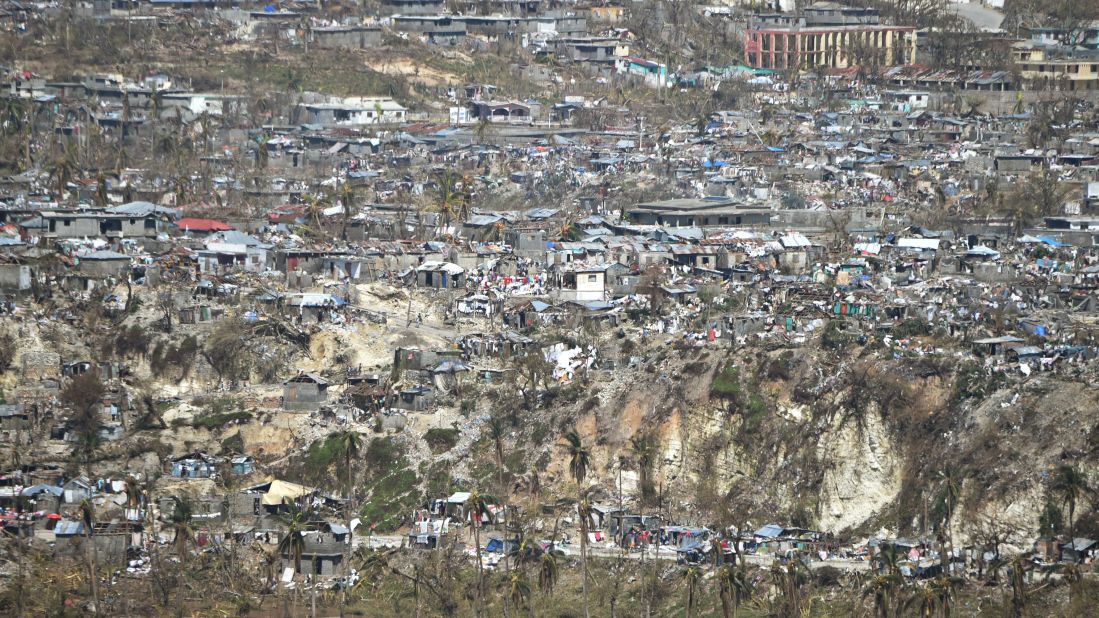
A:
[359, 438, 421, 532]
[423, 427, 460, 454]
[191, 410, 252, 430]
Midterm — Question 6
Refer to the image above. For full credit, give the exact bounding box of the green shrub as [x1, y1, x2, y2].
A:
[221, 432, 244, 454]
[893, 319, 932, 339]
[423, 427, 460, 454]
[952, 361, 1004, 403]
[821, 320, 847, 350]
[711, 364, 742, 406]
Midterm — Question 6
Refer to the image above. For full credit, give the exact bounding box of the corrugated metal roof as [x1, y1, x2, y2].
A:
[54, 520, 85, 536]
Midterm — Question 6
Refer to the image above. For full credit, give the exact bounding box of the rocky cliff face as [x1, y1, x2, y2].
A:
[556, 344, 1099, 548]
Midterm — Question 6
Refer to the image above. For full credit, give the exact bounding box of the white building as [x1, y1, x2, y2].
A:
[302, 96, 408, 126]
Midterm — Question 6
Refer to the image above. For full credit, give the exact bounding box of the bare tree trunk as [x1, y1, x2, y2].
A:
[85, 534, 100, 616]
[475, 519, 484, 617]
[579, 513, 589, 618]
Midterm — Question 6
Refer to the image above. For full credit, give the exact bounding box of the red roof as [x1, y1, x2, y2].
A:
[175, 218, 233, 232]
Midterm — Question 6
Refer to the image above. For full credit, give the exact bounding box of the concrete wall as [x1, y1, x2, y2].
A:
[76, 258, 130, 278]
[0, 264, 31, 291]
[284, 383, 326, 411]
[312, 28, 383, 49]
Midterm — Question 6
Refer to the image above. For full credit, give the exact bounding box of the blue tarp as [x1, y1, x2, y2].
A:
[485, 538, 519, 554]
[755, 524, 785, 538]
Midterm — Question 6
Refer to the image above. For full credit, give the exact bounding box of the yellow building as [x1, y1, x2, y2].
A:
[1012, 42, 1099, 90]
[589, 5, 626, 23]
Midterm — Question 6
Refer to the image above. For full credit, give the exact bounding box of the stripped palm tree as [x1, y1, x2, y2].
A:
[538, 551, 557, 597]
[862, 573, 903, 618]
[79, 499, 100, 616]
[467, 489, 489, 617]
[169, 499, 196, 617]
[630, 433, 655, 502]
[929, 575, 963, 618]
[682, 566, 701, 618]
[904, 583, 937, 617]
[49, 147, 77, 204]
[277, 500, 310, 574]
[938, 468, 962, 573]
[562, 430, 590, 618]
[301, 193, 329, 237]
[123, 476, 141, 520]
[874, 542, 903, 577]
[507, 572, 530, 612]
[717, 561, 752, 618]
[332, 430, 362, 514]
[987, 553, 1033, 618]
[1051, 465, 1089, 553]
[339, 181, 356, 239]
[486, 414, 513, 617]
[434, 170, 470, 238]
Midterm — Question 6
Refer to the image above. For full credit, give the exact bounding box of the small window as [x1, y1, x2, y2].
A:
[587, 274, 598, 282]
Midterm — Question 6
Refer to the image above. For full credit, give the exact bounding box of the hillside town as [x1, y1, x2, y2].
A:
[1, 0, 1099, 616]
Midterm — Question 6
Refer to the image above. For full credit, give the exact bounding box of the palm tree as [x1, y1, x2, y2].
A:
[989, 554, 1033, 618]
[630, 433, 655, 502]
[486, 415, 513, 617]
[170, 499, 196, 615]
[507, 573, 530, 612]
[562, 430, 591, 618]
[277, 500, 310, 576]
[79, 499, 100, 617]
[123, 477, 141, 520]
[1051, 465, 1089, 552]
[771, 561, 807, 617]
[538, 551, 557, 603]
[332, 430, 362, 513]
[49, 148, 77, 204]
[488, 416, 507, 496]
[564, 431, 589, 489]
[467, 489, 488, 617]
[904, 583, 937, 617]
[716, 562, 752, 618]
[682, 566, 701, 618]
[1009, 555, 1030, 618]
[339, 181, 356, 240]
[434, 170, 470, 238]
[938, 468, 961, 573]
[874, 542, 903, 577]
[301, 193, 329, 237]
[1054, 561, 1084, 606]
[862, 573, 903, 618]
[929, 575, 962, 618]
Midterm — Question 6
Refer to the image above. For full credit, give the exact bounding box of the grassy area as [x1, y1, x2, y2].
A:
[191, 410, 252, 430]
[303, 433, 344, 474]
[358, 437, 421, 532]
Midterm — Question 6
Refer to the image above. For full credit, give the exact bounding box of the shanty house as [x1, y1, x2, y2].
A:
[284, 523, 350, 576]
[560, 265, 607, 302]
[283, 373, 329, 411]
[416, 261, 466, 289]
[170, 452, 220, 479]
[392, 386, 434, 412]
